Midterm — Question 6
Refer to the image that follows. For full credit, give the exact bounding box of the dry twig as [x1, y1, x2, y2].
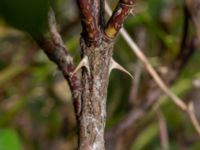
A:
[105, 1, 200, 136]
[155, 107, 169, 150]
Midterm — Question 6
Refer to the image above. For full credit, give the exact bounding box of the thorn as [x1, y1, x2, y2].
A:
[71, 56, 91, 76]
[109, 58, 133, 79]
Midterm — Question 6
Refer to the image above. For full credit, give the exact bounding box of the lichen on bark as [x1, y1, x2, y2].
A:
[78, 37, 114, 150]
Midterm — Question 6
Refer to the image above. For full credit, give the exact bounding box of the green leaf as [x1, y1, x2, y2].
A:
[131, 123, 159, 150]
[0, 128, 22, 150]
[0, 0, 48, 33]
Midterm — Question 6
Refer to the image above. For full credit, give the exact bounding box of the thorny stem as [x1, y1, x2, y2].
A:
[75, 0, 135, 149]
[31, 0, 200, 149]
[31, 1, 200, 150]
[31, 0, 135, 149]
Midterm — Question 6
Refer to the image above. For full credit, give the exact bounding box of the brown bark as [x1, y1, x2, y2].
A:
[75, 1, 134, 149]
[32, 0, 135, 149]
[78, 38, 113, 150]
[26, 0, 200, 149]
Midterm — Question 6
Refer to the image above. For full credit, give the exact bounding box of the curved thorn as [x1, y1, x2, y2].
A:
[71, 56, 91, 76]
[109, 58, 133, 79]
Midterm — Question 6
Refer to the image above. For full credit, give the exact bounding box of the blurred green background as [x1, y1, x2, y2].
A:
[0, 0, 200, 149]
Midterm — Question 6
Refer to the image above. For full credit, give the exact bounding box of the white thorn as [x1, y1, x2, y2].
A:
[109, 58, 133, 79]
[71, 56, 91, 76]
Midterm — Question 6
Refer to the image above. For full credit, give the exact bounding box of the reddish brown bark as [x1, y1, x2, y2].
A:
[32, 9, 82, 119]
[77, 0, 102, 42]
[104, 0, 135, 38]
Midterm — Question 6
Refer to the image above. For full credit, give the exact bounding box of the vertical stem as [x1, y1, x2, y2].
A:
[78, 38, 114, 150]
[76, 0, 134, 149]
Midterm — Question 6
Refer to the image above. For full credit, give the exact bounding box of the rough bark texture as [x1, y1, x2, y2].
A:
[76, 0, 117, 149]
[28, 0, 200, 149]
[66, 0, 135, 148]
[78, 38, 113, 150]
[33, 0, 135, 149]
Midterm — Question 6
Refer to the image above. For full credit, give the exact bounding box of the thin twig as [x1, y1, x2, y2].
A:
[105, 1, 187, 111]
[128, 28, 145, 105]
[105, 1, 200, 136]
[188, 102, 200, 135]
[119, 28, 188, 110]
[155, 107, 169, 150]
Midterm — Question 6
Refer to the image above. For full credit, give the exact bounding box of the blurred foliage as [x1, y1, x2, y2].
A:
[0, 0, 200, 150]
[0, 128, 22, 150]
[0, 0, 48, 34]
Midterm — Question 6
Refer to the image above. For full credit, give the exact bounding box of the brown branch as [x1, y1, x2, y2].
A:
[32, 8, 82, 118]
[76, 0, 102, 42]
[104, 0, 135, 39]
